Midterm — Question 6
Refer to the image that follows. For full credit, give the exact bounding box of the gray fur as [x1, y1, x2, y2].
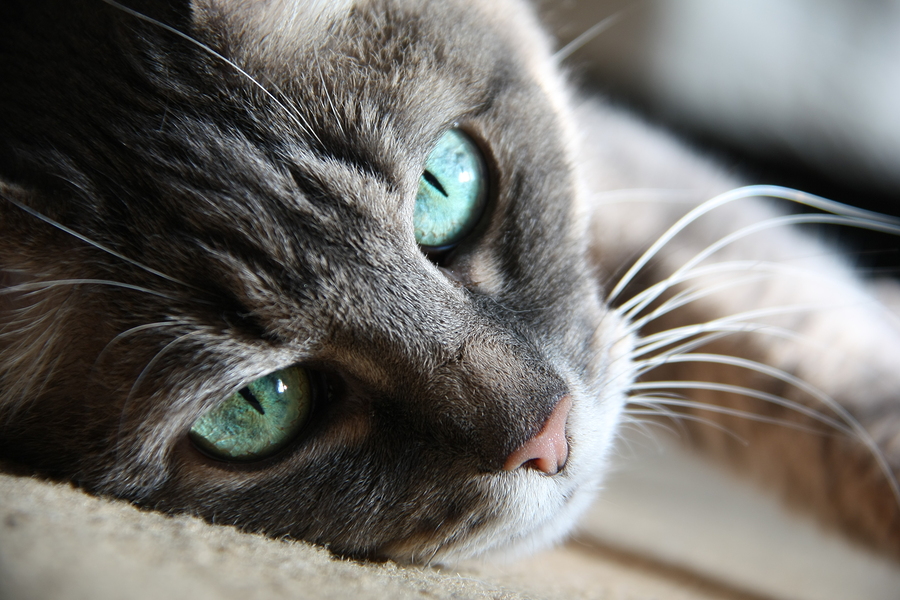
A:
[0, 0, 899, 563]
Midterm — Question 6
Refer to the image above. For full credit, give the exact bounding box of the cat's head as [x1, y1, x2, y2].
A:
[0, 0, 633, 561]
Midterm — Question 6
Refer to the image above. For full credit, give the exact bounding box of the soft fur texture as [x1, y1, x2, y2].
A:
[1, 0, 899, 567]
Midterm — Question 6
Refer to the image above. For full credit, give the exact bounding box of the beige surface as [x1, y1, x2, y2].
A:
[0, 470, 523, 600]
[4, 441, 900, 600]
[580, 440, 900, 600]
[0, 469, 726, 600]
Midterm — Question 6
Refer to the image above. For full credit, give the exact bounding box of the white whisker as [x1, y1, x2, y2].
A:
[630, 304, 822, 354]
[631, 327, 807, 376]
[623, 397, 689, 437]
[616, 416, 679, 450]
[608, 184, 900, 304]
[633, 324, 791, 360]
[0, 192, 192, 289]
[618, 259, 812, 318]
[627, 271, 771, 328]
[632, 338, 900, 502]
[628, 393, 841, 436]
[115, 330, 205, 465]
[632, 378, 849, 434]
[2, 279, 178, 301]
[99, 0, 321, 146]
[314, 58, 344, 137]
[623, 213, 900, 319]
[553, 11, 626, 63]
[94, 320, 191, 371]
[623, 405, 748, 445]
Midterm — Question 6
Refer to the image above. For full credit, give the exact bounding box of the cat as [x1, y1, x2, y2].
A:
[1, 0, 899, 566]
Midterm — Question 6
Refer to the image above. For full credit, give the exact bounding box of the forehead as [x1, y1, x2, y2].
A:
[173, 0, 580, 317]
[184, 0, 554, 218]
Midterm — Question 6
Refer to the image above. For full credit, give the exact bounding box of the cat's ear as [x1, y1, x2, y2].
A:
[0, 180, 47, 277]
[0, 181, 45, 320]
[0, 179, 80, 288]
[192, 0, 357, 42]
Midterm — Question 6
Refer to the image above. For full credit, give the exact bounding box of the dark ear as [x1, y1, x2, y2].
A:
[0, 181, 66, 438]
[0, 181, 55, 320]
[0, 178, 99, 346]
[0, 177, 122, 480]
[0, 180, 39, 269]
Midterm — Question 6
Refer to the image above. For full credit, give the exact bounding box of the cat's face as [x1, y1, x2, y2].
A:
[0, 0, 633, 560]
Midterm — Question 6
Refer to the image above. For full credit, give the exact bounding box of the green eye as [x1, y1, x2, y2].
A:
[414, 128, 487, 248]
[189, 366, 313, 461]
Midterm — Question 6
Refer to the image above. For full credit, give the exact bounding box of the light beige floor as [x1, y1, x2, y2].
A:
[576, 439, 900, 600]
[3, 439, 899, 600]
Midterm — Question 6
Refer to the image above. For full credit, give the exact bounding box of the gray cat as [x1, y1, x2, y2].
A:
[1, 0, 899, 564]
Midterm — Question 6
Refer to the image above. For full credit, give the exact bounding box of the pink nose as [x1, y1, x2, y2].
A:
[503, 395, 572, 475]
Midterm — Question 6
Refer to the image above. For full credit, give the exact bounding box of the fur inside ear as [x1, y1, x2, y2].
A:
[0, 181, 79, 420]
[193, 0, 356, 20]
[0, 181, 35, 282]
[0, 182, 52, 338]
[192, 0, 358, 51]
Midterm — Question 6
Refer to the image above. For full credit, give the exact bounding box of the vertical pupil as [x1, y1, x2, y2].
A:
[423, 170, 448, 197]
[239, 387, 265, 415]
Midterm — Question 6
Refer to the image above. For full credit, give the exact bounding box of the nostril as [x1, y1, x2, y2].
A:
[503, 395, 572, 475]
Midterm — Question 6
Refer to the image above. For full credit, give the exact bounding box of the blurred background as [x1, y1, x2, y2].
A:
[540, 0, 900, 277]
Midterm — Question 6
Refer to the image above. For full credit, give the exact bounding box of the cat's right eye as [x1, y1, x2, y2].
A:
[189, 366, 313, 461]
[414, 128, 488, 250]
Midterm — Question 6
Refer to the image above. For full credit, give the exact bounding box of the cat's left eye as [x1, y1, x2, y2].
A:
[414, 128, 488, 250]
[189, 366, 313, 461]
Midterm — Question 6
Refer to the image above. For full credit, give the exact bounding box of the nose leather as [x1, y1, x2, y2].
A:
[503, 395, 572, 475]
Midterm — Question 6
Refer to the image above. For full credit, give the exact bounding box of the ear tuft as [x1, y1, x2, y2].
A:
[192, 0, 357, 45]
